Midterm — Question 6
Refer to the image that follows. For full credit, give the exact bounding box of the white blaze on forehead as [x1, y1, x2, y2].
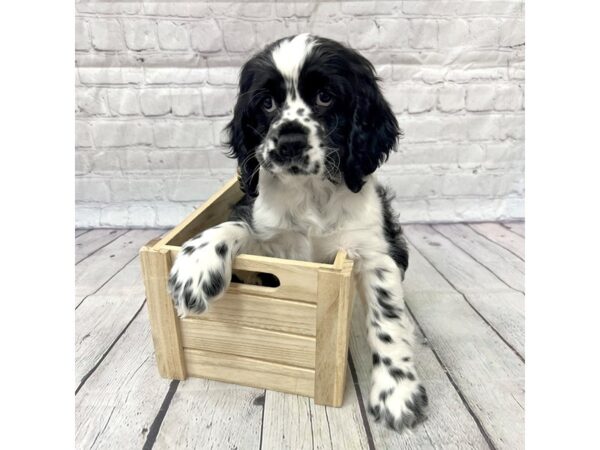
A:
[271, 33, 314, 83]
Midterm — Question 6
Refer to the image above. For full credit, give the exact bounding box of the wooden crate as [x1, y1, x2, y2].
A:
[140, 177, 355, 407]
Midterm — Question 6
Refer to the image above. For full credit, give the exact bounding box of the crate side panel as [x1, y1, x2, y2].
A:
[180, 319, 316, 369]
[184, 348, 315, 398]
[186, 292, 317, 336]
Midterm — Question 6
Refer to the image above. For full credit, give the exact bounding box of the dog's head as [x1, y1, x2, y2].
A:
[226, 34, 400, 196]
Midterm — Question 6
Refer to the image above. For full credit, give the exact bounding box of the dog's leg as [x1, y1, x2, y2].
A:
[168, 221, 252, 317]
[357, 253, 428, 432]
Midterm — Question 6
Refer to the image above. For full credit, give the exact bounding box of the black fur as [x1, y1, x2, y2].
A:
[376, 184, 409, 275]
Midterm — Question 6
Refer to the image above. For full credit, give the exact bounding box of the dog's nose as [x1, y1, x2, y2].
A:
[277, 132, 308, 159]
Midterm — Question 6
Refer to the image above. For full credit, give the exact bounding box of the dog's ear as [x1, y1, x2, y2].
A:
[343, 58, 401, 193]
[226, 68, 261, 197]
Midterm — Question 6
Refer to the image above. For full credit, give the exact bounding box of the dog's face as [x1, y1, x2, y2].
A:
[227, 34, 400, 195]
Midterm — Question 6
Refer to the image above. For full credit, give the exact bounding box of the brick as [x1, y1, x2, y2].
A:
[468, 18, 499, 47]
[171, 88, 203, 116]
[207, 149, 237, 170]
[500, 19, 525, 47]
[90, 19, 124, 51]
[123, 19, 157, 50]
[455, 1, 522, 17]
[466, 115, 502, 141]
[309, 21, 347, 44]
[438, 19, 468, 48]
[275, 2, 295, 18]
[76, 206, 101, 228]
[75, 152, 91, 175]
[127, 206, 156, 227]
[149, 150, 179, 171]
[457, 144, 486, 168]
[348, 19, 378, 50]
[409, 19, 438, 49]
[99, 206, 129, 227]
[240, 2, 272, 18]
[466, 84, 495, 111]
[156, 203, 193, 227]
[254, 20, 298, 45]
[202, 87, 237, 117]
[442, 172, 502, 196]
[312, 2, 340, 18]
[75, 19, 91, 51]
[166, 177, 222, 201]
[157, 22, 190, 50]
[78, 67, 144, 85]
[143, 2, 189, 17]
[110, 178, 165, 201]
[212, 119, 232, 146]
[92, 121, 153, 147]
[121, 149, 150, 172]
[76, 88, 109, 116]
[382, 84, 408, 114]
[223, 20, 256, 52]
[145, 67, 207, 85]
[189, 3, 210, 17]
[407, 86, 437, 113]
[77, 2, 141, 15]
[177, 150, 211, 170]
[140, 89, 171, 116]
[76, 178, 111, 202]
[402, 1, 457, 16]
[153, 121, 213, 148]
[437, 85, 465, 112]
[75, 121, 93, 148]
[91, 150, 121, 172]
[383, 173, 443, 198]
[485, 142, 524, 166]
[494, 84, 523, 111]
[107, 89, 141, 115]
[340, 1, 376, 15]
[378, 19, 409, 49]
[499, 114, 525, 140]
[190, 20, 223, 52]
[207, 63, 241, 86]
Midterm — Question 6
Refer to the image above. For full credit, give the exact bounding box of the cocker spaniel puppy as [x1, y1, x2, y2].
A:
[168, 34, 427, 432]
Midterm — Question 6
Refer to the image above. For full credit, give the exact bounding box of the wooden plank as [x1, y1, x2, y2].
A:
[349, 296, 491, 449]
[404, 224, 518, 294]
[186, 292, 317, 336]
[180, 319, 316, 369]
[75, 255, 146, 386]
[75, 228, 129, 263]
[405, 225, 525, 358]
[502, 221, 525, 237]
[469, 222, 525, 260]
[75, 308, 172, 449]
[184, 348, 315, 397]
[155, 377, 263, 449]
[402, 242, 525, 449]
[433, 223, 524, 292]
[156, 176, 243, 248]
[75, 228, 90, 237]
[261, 369, 370, 450]
[314, 261, 354, 406]
[76, 229, 161, 306]
[141, 245, 186, 380]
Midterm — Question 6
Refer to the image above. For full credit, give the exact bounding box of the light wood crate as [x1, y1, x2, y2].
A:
[140, 177, 356, 407]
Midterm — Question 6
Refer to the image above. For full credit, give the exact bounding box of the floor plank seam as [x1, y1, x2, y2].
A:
[142, 380, 180, 450]
[431, 225, 525, 295]
[405, 235, 525, 363]
[465, 224, 525, 262]
[257, 390, 266, 450]
[76, 300, 147, 395]
[75, 229, 93, 238]
[75, 229, 131, 265]
[499, 222, 525, 238]
[348, 352, 376, 450]
[405, 305, 498, 450]
[75, 253, 140, 310]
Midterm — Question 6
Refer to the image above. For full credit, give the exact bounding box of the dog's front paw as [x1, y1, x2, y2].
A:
[368, 362, 428, 433]
[168, 235, 232, 317]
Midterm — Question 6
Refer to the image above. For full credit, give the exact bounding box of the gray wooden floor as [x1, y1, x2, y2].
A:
[75, 222, 524, 450]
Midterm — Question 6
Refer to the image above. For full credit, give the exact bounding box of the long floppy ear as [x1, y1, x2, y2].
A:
[226, 67, 261, 197]
[343, 62, 401, 193]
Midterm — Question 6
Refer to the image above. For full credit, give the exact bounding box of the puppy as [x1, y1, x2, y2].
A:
[168, 34, 427, 432]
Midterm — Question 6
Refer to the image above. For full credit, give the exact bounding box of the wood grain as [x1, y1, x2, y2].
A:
[184, 348, 315, 397]
[502, 221, 525, 237]
[469, 222, 525, 260]
[75, 228, 128, 263]
[180, 318, 316, 369]
[186, 292, 317, 336]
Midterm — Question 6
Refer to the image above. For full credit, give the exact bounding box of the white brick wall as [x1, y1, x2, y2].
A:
[75, 0, 525, 227]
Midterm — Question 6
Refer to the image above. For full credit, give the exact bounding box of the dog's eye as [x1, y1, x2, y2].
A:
[316, 91, 333, 107]
[262, 96, 276, 112]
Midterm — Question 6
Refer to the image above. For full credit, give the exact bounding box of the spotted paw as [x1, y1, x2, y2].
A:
[368, 363, 428, 433]
[168, 234, 233, 317]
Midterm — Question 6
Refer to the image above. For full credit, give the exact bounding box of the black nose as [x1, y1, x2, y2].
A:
[277, 132, 308, 159]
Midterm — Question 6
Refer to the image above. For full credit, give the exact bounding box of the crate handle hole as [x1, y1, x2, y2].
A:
[231, 269, 280, 288]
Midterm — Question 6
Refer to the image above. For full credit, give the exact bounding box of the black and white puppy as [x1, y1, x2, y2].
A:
[168, 34, 427, 432]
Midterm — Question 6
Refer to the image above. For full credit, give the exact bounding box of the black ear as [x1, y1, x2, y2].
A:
[343, 61, 401, 193]
[226, 68, 261, 197]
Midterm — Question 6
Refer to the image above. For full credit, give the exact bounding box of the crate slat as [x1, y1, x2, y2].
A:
[186, 292, 317, 336]
[180, 319, 316, 369]
[184, 348, 315, 397]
